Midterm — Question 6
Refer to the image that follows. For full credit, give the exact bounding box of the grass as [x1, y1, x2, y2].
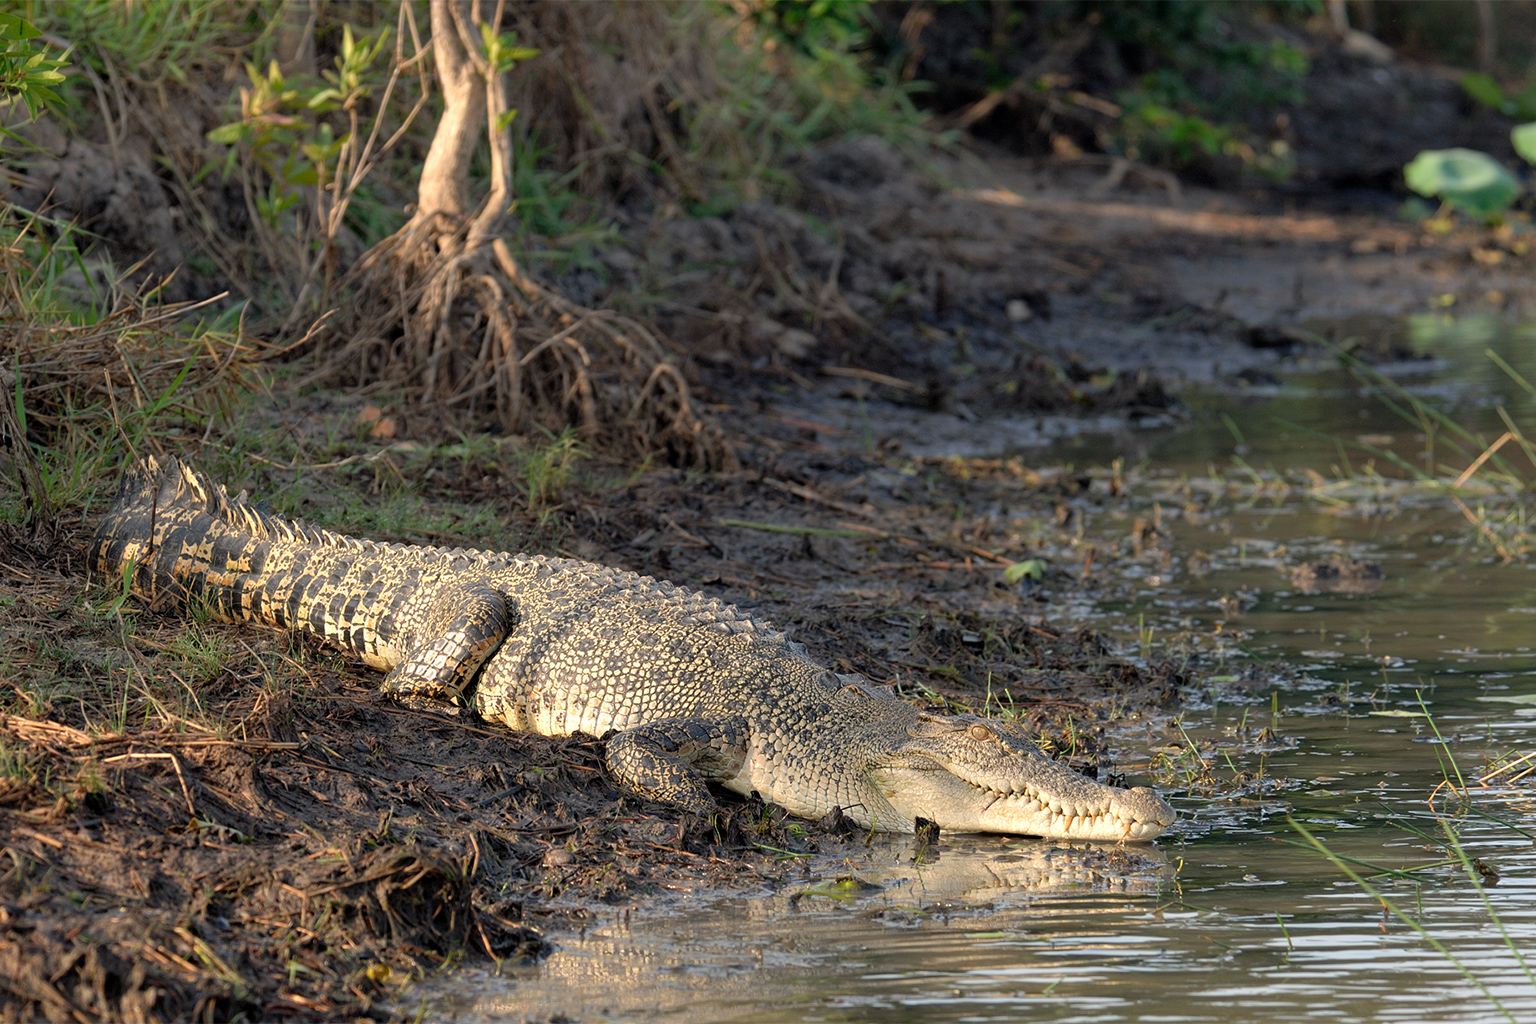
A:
[1281, 340, 1536, 560]
[5, 0, 261, 105]
[518, 426, 589, 513]
[0, 207, 253, 527]
[197, 407, 605, 555]
[1293, 704, 1536, 1021]
[0, 570, 299, 822]
[0, 202, 470, 812]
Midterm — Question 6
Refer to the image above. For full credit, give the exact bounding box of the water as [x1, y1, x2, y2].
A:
[438, 316, 1536, 1023]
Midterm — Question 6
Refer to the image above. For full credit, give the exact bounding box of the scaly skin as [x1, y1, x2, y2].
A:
[89, 457, 1175, 840]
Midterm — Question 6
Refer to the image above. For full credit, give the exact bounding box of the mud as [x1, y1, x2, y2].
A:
[0, 438, 1194, 1021]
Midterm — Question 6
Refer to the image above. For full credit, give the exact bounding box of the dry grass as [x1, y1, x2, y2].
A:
[0, 211, 258, 533]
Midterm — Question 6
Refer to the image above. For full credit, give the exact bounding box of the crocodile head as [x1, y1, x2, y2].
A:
[856, 711, 1175, 841]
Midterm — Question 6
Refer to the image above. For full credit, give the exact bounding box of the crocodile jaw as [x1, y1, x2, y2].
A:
[872, 766, 1175, 841]
[857, 711, 1176, 841]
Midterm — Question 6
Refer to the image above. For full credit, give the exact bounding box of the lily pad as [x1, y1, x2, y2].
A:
[1403, 148, 1518, 218]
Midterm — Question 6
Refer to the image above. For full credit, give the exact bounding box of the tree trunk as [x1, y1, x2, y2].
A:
[315, 0, 724, 468]
[1474, 0, 1496, 74]
[414, 1, 487, 221]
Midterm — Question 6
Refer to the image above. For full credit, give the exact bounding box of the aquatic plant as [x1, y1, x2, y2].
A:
[1291, 813, 1533, 1023]
[1292, 700, 1536, 1022]
[1343, 349, 1534, 560]
[1270, 339, 1536, 560]
[1405, 121, 1536, 224]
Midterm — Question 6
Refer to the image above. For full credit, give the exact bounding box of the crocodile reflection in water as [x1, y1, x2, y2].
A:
[447, 840, 1170, 1020]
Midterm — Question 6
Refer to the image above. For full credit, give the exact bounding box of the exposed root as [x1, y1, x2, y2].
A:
[299, 0, 727, 467]
[315, 213, 729, 467]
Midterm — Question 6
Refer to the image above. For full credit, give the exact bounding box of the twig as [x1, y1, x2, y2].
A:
[760, 477, 872, 518]
[2, 715, 96, 748]
[104, 752, 197, 817]
[11, 826, 64, 850]
[820, 365, 920, 391]
[660, 515, 715, 549]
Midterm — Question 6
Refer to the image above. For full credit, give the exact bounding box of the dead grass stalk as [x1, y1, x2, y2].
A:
[0, 209, 256, 530]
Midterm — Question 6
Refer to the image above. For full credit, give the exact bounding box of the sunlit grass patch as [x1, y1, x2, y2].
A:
[0, 208, 256, 527]
[0, 586, 255, 819]
[11, 0, 257, 96]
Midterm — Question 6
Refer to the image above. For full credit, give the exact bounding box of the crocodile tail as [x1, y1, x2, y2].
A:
[102, 453, 174, 517]
[103, 455, 276, 542]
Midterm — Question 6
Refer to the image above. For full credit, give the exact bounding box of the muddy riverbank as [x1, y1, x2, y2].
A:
[426, 315, 1536, 1023]
[5, 41, 1535, 1022]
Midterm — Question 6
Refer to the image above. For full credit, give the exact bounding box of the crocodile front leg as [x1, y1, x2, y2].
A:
[605, 718, 751, 814]
[381, 580, 508, 704]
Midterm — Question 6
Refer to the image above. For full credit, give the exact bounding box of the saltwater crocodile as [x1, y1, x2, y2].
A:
[89, 457, 1175, 840]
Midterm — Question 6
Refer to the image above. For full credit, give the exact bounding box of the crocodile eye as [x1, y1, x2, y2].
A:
[968, 723, 994, 741]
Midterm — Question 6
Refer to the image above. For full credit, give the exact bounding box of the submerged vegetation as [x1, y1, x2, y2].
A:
[1342, 348, 1536, 560]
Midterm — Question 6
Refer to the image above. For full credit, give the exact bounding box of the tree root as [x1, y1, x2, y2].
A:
[313, 213, 729, 468]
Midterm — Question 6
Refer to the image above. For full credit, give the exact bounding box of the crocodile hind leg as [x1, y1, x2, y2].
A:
[605, 718, 750, 815]
[381, 580, 508, 706]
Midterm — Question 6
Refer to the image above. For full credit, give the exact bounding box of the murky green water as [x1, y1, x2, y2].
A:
[439, 317, 1536, 1023]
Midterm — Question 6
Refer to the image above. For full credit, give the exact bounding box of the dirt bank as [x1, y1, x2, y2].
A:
[4, 27, 1527, 1019]
[0, 429, 1199, 1020]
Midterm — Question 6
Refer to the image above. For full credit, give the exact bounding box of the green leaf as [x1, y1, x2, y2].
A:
[0, 13, 42, 40]
[206, 122, 248, 145]
[1403, 148, 1518, 217]
[1512, 123, 1536, 166]
[1004, 559, 1046, 584]
[1510, 82, 1536, 122]
[1461, 72, 1505, 110]
[495, 108, 518, 134]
